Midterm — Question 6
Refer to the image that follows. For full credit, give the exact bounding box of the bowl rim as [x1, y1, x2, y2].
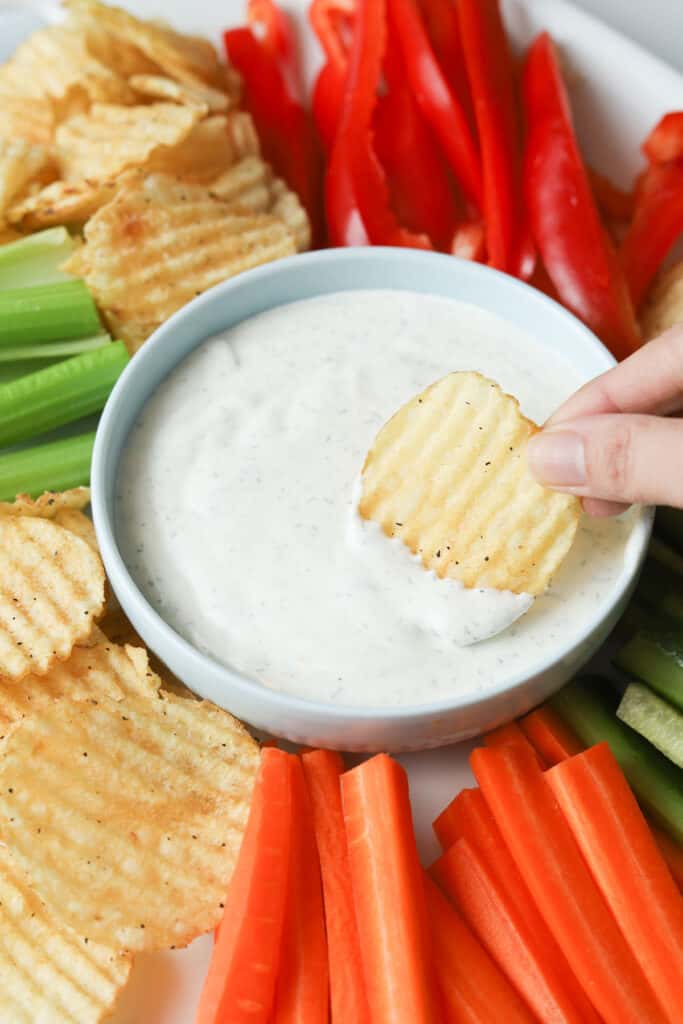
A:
[92, 246, 652, 722]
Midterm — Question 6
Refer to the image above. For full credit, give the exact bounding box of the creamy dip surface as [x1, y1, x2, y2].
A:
[116, 289, 639, 707]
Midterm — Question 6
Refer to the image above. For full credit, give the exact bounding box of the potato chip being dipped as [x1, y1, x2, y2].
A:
[359, 370, 581, 597]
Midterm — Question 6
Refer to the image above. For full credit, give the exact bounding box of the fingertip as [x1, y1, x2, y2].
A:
[581, 497, 630, 518]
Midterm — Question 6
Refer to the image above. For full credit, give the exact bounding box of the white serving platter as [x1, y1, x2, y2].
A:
[1, 1, 683, 1020]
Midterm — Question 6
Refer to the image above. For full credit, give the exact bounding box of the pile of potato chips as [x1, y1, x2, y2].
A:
[0, 487, 260, 1021]
[0, 0, 310, 352]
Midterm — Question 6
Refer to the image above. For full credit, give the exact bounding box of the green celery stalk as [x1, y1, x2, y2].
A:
[0, 334, 110, 362]
[0, 228, 75, 289]
[615, 630, 683, 712]
[0, 280, 101, 347]
[550, 677, 683, 843]
[0, 341, 128, 447]
[618, 683, 683, 770]
[0, 431, 95, 499]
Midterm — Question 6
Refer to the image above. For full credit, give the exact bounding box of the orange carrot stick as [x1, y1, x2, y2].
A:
[273, 757, 329, 1024]
[519, 706, 583, 765]
[483, 722, 545, 766]
[434, 837, 600, 1023]
[547, 742, 683, 1024]
[197, 748, 294, 1024]
[300, 750, 371, 1024]
[424, 872, 535, 1023]
[341, 754, 440, 1024]
[471, 743, 669, 1024]
[652, 824, 683, 892]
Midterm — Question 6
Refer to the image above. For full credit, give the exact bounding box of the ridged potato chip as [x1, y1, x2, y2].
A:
[53, 507, 98, 554]
[0, 693, 260, 950]
[146, 112, 259, 184]
[359, 371, 581, 595]
[0, 845, 131, 1024]
[0, 223, 20, 245]
[0, 637, 160, 729]
[66, 172, 297, 352]
[641, 260, 683, 340]
[0, 82, 54, 145]
[0, 488, 90, 518]
[0, 516, 105, 681]
[210, 158, 311, 251]
[7, 178, 118, 230]
[0, 139, 52, 218]
[56, 102, 201, 182]
[129, 73, 231, 113]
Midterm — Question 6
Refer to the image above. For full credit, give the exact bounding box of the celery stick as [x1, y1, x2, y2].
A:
[618, 683, 683, 770]
[615, 630, 683, 712]
[0, 341, 128, 446]
[0, 281, 101, 347]
[0, 228, 75, 289]
[0, 334, 110, 362]
[550, 677, 683, 842]
[0, 431, 95, 499]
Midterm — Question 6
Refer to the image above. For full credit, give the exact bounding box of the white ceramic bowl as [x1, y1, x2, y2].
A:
[91, 248, 651, 751]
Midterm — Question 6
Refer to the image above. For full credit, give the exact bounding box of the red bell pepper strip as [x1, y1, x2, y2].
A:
[471, 743, 669, 1024]
[523, 33, 641, 359]
[273, 757, 329, 1024]
[388, 0, 482, 207]
[418, 0, 474, 128]
[458, 0, 532, 277]
[341, 754, 440, 1024]
[620, 160, 683, 309]
[374, 29, 459, 248]
[197, 748, 294, 1024]
[247, 0, 302, 102]
[325, 0, 432, 248]
[643, 112, 683, 164]
[309, 0, 353, 153]
[224, 22, 324, 246]
[301, 750, 371, 1024]
[451, 220, 486, 261]
[588, 168, 635, 223]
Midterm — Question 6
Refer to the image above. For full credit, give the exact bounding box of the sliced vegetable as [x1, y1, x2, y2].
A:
[588, 168, 634, 223]
[388, 0, 482, 206]
[620, 161, 683, 309]
[0, 430, 95, 501]
[0, 334, 111, 363]
[197, 748, 293, 1024]
[309, 0, 352, 152]
[0, 228, 75, 290]
[300, 750, 370, 1024]
[451, 220, 486, 261]
[471, 743, 669, 1024]
[518, 706, 583, 766]
[0, 342, 128, 447]
[247, 0, 302, 101]
[424, 872, 534, 1023]
[341, 754, 439, 1024]
[615, 630, 683, 712]
[458, 0, 531, 276]
[418, 0, 473, 126]
[522, 33, 640, 359]
[550, 677, 683, 842]
[547, 742, 683, 1023]
[643, 112, 683, 164]
[273, 757, 328, 1023]
[434, 836, 600, 1023]
[653, 825, 683, 891]
[0, 280, 100, 348]
[483, 721, 545, 766]
[617, 683, 683, 769]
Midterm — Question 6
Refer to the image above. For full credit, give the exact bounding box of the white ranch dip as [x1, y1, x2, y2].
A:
[116, 290, 637, 707]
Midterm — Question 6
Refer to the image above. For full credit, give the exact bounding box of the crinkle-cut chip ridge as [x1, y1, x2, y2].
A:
[0, 516, 105, 681]
[0, 693, 260, 950]
[144, 113, 256, 184]
[129, 72, 231, 113]
[7, 178, 118, 229]
[65, 172, 297, 353]
[0, 637, 160, 728]
[53, 508, 98, 554]
[0, 82, 54, 145]
[0, 845, 132, 1024]
[0, 222, 21, 245]
[0, 139, 53, 218]
[56, 101, 202, 183]
[0, 488, 90, 518]
[359, 371, 581, 595]
[209, 158, 311, 251]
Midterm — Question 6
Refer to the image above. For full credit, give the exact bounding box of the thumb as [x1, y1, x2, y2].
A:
[526, 414, 683, 507]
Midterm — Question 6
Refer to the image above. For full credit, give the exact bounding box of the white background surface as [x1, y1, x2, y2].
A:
[1, 1, 683, 1022]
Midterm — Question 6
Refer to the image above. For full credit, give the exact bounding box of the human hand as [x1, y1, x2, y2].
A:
[527, 325, 683, 516]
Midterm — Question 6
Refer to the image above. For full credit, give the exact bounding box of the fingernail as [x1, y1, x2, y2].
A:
[527, 430, 586, 486]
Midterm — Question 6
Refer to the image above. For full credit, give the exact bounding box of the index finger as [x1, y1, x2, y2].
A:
[547, 324, 683, 426]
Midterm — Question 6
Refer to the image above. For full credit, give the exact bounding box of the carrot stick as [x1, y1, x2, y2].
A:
[519, 706, 583, 765]
[547, 742, 683, 1023]
[273, 757, 329, 1024]
[652, 824, 683, 892]
[197, 748, 294, 1024]
[434, 837, 601, 1023]
[341, 754, 440, 1024]
[424, 872, 535, 1023]
[471, 743, 669, 1024]
[483, 721, 545, 766]
[300, 750, 371, 1024]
